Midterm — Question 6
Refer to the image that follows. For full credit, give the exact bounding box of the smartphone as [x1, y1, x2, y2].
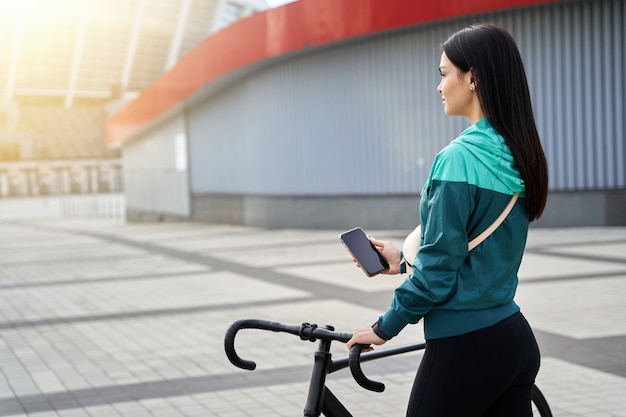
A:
[340, 227, 389, 277]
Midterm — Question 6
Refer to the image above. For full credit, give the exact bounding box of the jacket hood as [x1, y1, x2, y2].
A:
[451, 118, 525, 194]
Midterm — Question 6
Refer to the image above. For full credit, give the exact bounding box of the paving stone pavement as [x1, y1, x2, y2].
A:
[0, 207, 625, 416]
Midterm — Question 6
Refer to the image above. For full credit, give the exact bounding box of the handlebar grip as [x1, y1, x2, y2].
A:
[349, 344, 385, 392]
[224, 320, 257, 370]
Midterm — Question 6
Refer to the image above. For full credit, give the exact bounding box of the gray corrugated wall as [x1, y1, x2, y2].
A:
[187, 0, 625, 198]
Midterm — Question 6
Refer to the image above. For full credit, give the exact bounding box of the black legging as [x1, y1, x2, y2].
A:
[406, 312, 540, 417]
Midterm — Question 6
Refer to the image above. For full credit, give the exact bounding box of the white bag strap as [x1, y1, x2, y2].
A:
[467, 193, 519, 251]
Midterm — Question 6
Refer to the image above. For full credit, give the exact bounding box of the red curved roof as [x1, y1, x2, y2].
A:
[106, 0, 566, 147]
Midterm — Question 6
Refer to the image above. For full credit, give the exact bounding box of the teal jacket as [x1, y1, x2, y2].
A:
[376, 118, 528, 340]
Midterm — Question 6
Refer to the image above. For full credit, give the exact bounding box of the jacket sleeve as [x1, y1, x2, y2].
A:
[377, 147, 473, 338]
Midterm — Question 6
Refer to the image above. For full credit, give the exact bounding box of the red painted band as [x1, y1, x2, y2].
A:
[106, 0, 567, 146]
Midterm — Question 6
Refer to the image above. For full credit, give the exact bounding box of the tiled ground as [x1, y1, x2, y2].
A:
[0, 205, 625, 416]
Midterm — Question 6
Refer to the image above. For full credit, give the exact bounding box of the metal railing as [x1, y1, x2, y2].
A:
[0, 159, 123, 198]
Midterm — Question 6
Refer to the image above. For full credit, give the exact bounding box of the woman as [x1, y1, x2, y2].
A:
[347, 24, 549, 416]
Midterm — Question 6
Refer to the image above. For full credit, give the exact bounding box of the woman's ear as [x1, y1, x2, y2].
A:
[469, 69, 479, 89]
[467, 74, 476, 91]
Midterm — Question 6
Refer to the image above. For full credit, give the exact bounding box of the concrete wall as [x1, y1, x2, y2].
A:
[190, 190, 626, 229]
[535, 190, 626, 228]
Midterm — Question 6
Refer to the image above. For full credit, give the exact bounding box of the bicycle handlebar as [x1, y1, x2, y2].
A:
[224, 319, 388, 393]
[224, 319, 352, 370]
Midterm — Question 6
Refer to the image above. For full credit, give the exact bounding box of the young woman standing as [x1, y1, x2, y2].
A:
[347, 24, 549, 417]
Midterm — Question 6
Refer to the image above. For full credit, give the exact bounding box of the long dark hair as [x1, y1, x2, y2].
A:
[443, 23, 548, 221]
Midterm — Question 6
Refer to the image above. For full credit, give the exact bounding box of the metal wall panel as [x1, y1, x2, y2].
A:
[123, 114, 191, 216]
[187, 0, 625, 196]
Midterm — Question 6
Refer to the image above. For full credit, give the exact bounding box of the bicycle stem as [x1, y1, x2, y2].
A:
[303, 326, 334, 417]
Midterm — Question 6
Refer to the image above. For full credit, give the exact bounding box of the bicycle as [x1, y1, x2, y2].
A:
[224, 319, 553, 417]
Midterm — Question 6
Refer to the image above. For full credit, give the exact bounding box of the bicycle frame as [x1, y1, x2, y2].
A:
[307, 336, 425, 417]
[224, 319, 424, 417]
[224, 319, 552, 417]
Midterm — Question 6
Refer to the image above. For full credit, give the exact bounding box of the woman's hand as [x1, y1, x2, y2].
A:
[347, 326, 386, 352]
[349, 236, 402, 275]
[369, 237, 402, 275]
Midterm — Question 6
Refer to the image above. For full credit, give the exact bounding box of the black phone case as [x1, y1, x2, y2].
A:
[340, 227, 389, 277]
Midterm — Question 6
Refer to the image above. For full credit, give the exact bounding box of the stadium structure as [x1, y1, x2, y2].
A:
[0, 0, 269, 196]
[4, 0, 622, 227]
[107, 0, 625, 228]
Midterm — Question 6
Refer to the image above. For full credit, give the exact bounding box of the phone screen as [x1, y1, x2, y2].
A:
[340, 227, 389, 277]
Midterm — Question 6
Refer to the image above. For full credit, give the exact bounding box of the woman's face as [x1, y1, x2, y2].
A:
[437, 52, 477, 120]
